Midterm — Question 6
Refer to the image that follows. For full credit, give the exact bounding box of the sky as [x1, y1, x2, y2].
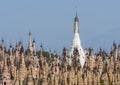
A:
[0, 0, 120, 54]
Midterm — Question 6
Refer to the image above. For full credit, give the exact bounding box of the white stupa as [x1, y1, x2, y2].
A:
[69, 14, 85, 68]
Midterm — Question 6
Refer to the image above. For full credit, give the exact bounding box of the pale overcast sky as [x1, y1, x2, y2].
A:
[0, 0, 120, 53]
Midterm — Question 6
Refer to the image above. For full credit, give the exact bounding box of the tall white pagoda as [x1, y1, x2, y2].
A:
[69, 14, 85, 68]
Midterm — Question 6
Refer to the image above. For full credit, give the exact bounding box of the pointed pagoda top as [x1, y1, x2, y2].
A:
[2, 37, 4, 42]
[33, 38, 35, 43]
[40, 44, 44, 54]
[10, 43, 12, 48]
[29, 31, 31, 36]
[74, 14, 79, 22]
[74, 10, 79, 22]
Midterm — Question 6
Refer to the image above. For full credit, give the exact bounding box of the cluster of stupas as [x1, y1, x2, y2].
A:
[0, 15, 120, 85]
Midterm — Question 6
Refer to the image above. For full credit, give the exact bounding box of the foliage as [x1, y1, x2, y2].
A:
[44, 51, 50, 62]
[100, 79, 104, 85]
[36, 51, 51, 62]
[109, 82, 112, 85]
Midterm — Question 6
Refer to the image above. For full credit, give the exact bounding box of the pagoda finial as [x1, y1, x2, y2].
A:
[40, 44, 44, 53]
[10, 43, 12, 48]
[28, 31, 33, 53]
[75, 3, 77, 16]
[1, 37, 5, 49]
[29, 31, 31, 36]
[33, 38, 35, 43]
[33, 38, 36, 55]
[74, 12, 79, 22]
[29, 28, 31, 36]
[2, 37, 4, 42]
[76, 11, 77, 17]
[74, 0, 79, 22]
